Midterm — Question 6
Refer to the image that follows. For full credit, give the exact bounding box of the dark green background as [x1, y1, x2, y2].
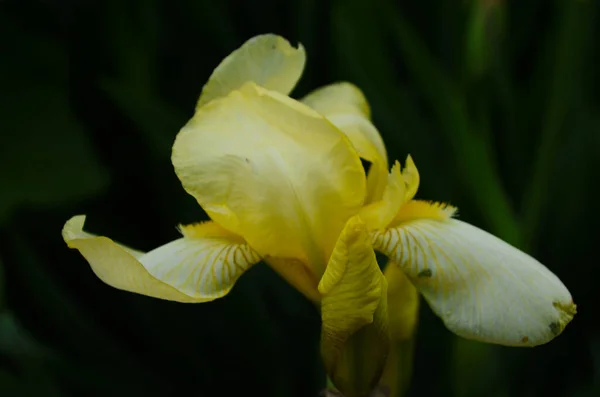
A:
[1, 0, 598, 396]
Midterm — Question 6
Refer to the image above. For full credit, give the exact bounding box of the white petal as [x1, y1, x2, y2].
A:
[141, 234, 260, 299]
[372, 218, 576, 346]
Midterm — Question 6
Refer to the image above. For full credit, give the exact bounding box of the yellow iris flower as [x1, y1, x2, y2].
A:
[62, 34, 576, 397]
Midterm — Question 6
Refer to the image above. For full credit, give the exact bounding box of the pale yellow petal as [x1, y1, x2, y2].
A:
[360, 157, 428, 232]
[372, 218, 576, 347]
[263, 256, 321, 302]
[380, 338, 415, 397]
[301, 82, 371, 119]
[385, 262, 419, 341]
[302, 83, 388, 203]
[196, 34, 305, 109]
[63, 216, 260, 302]
[378, 263, 419, 397]
[319, 216, 389, 397]
[401, 155, 420, 202]
[392, 200, 458, 226]
[359, 161, 406, 230]
[173, 82, 366, 276]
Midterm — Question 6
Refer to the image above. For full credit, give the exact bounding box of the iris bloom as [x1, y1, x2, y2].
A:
[63, 35, 576, 397]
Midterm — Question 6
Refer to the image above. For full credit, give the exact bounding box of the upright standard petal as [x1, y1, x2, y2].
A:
[372, 217, 576, 347]
[196, 34, 306, 109]
[359, 156, 426, 231]
[401, 155, 419, 202]
[359, 161, 405, 231]
[173, 82, 366, 275]
[63, 216, 260, 302]
[319, 217, 389, 397]
[302, 83, 388, 203]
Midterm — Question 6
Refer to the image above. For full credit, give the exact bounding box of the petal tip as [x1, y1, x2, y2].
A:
[195, 33, 306, 109]
[62, 215, 87, 243]
[553, 300, 577, 334]
[342, 216, 368, 241]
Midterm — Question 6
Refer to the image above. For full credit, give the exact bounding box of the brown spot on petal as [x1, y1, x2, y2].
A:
[418, 269, 432, 278]
[548, 321, 561, 336]
[522, 336, 529, 343]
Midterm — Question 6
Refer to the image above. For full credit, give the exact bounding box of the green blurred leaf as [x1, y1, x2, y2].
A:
[0, 19, 110, 225]
[291, 0, 320, 91]
[0, 312, 66, 397]
[329, 0, 459, 203]
[378, 0, 521, 246]
[451, 338, 504, 397]
[465, 0, 506, 80]
[5, 226, 163, 396]
[100, 80, 185, 157]
[99, 0, 186, 158]
[0, 256, 4, 310]
[184, 0, 238, 50]
[0, 310, 153, 397]
[330, 0, 435, 154]
[0, 312, 46, 357]
[521, 0, 593, 249]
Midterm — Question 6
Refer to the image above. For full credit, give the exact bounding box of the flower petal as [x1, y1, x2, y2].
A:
[302, 83, 388, 203]
[173, 82, 366, 275]
[264, 256, 321, 302]
[392, 200, 458, 226]
[377, 263, 419, 396]
[196, 34, 306, 109]
[379, 339, 415, 397]
[360, 156, 429, 231]
[319, 216, 389, 397]
[372, 218, 576, 347]
[63, 216, 260, 302]
[401, 155, 419, 202]
[359, 161, 405, 230]
[301, 82, 372, 119]
[385, 262, 419, 341]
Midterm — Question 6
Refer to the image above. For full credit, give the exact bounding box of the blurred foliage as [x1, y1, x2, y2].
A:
[0, 0, 599, 396]
[0, 16, 110, 224]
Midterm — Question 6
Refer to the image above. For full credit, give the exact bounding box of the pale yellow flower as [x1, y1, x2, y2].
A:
[62, 34, 576, 397]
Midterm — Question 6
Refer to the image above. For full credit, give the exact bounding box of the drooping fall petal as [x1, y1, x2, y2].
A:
[63, 216, 260, 302]
[301, 82, 388, 203]
[319, 216, 389, 397]
[173, 82, 366, 276]
[372, 216, 576, 347]
[196, 34, 306, 109]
